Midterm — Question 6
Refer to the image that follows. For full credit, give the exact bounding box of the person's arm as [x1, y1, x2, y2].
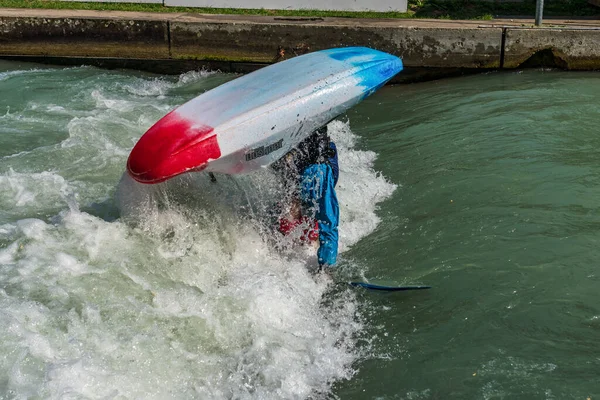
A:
[316, 170, 339, 267]
[326, 141, 339, 187]
[300, 164, 339, 268]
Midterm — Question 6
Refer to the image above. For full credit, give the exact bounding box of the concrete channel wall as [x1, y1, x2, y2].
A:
[1, 9, 600, 82]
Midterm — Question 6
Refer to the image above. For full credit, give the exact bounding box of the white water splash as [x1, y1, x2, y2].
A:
[0, 65, 395, 399]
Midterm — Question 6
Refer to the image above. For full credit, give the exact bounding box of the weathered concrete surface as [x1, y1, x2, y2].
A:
[0, 11, 169, 58]
[1, 8, 600, 78]
[504, 28, 600, 69]
[168, 13, 503, 67]
[0, 8, 503, 69]
[169, 20, 502, 67]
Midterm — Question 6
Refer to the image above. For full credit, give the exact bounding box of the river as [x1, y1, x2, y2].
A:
[1, 60, 599, 399]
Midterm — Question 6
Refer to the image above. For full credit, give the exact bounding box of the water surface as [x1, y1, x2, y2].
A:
[1, 61, 599, 399]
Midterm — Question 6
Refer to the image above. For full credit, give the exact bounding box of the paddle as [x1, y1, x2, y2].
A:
[349, 282, 432, 292]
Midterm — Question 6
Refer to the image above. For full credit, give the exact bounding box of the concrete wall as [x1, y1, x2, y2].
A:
[2, 10, 600, 81]
[504, 28, 600, 69]
[168, 21, 502, 68]
[0, 13, 170, 58]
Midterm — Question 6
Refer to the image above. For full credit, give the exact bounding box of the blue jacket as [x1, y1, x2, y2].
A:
[300, 142, 339, 267]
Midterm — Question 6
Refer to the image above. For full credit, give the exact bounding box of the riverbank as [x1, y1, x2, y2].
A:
[2, 8, 600, 81]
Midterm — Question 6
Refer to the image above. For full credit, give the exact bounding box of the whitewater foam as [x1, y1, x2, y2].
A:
[0, 65, 396, 399]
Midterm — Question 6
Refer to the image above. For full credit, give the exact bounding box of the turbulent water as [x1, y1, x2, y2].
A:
[1, 61, 600, 399]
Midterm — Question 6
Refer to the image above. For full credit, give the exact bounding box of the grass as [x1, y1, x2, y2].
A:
[0, 0, 598, 20]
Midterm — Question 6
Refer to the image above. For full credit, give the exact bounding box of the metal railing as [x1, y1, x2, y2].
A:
[535, 0, 544, 26]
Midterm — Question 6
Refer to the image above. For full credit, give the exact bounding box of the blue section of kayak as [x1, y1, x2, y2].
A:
[349, 282, 432, 291]
[326, 48, 369, 62]
[323, 47, 403, 96]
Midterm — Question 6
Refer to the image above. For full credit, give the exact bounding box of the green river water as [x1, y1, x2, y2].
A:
[1, 60, 599, 399]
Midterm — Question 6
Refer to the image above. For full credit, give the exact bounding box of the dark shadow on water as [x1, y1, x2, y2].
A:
[80, 198, 121, 223]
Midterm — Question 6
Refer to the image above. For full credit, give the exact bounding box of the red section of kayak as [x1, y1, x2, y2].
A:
[127, 110, 221, 184]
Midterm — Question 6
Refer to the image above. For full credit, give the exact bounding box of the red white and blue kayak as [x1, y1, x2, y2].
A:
[126, 47, 403, 184]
